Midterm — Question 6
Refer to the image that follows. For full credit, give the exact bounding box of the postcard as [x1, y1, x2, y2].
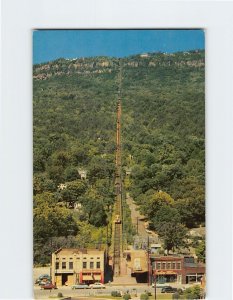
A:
[33, 29, 205, 299]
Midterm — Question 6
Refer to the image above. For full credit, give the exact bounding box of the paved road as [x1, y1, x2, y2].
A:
[126, 195, 159, 242]
[126, 196, 147, 237]
[34, 284, 158, 299]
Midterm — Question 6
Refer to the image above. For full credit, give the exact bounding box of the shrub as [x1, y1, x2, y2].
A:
[57, 292, 63, 298]
[184, 285, 203, 299]
[172, 292, 180, 299]
[177, 288, 183, 295]
[123, 293, 131, 300]
[143, 290, 152, 296]
[111, 291, 121, 297]
[140, 293, 149, 300]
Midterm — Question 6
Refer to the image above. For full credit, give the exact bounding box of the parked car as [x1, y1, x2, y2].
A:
[152, 283, 169, 288]
[71, 283, 90, 289]
[161, 286, 177, 293]
[35, 274, 51, 284]
[41, 283, 57, 290]
[177, 287, 186, 295]
[39, 274, 50, 280]
[39, 280, 51, 286]
[89, 282, 106, 289]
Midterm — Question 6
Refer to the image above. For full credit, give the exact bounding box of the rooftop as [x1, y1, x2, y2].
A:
[54, 248, 105, 255]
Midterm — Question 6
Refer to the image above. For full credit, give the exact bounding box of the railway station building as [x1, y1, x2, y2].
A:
[150, 255, 205, 285]
[51, 248, 106, 286]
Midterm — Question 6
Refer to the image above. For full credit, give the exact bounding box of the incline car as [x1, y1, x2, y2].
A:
[115, 215, 121, 224]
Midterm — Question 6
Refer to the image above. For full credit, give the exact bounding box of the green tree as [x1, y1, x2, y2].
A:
[140, 190, 174, 220]
[64, 166, 80, 181]
[195, 240, 205, 263]
[184, 285, 203, 299]
[33, 173, 56, 195]
[33, 192, 79, 264]
[82, 197, 108, 227]
[158, 222, 189, 253]
[59, 179, 87, 204]
[151, 205, 181, 229]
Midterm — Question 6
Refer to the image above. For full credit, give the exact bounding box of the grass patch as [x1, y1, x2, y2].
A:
[149, 295, 172, 300]
[92, 294, 181, 300]
[93, 297, 121, 299]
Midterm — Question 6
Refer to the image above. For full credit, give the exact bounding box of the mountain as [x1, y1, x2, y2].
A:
[33, 50, 205, 263]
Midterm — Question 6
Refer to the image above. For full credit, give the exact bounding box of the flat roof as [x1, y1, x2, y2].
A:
[54, 248, 105, 255]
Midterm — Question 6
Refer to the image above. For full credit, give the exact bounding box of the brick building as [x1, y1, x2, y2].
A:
[51, 248, 106, 286]
[150, 255, 205, 285]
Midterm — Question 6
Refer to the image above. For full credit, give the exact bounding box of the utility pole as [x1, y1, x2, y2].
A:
[154, 260, 157, 300]
[147, 236, 150, 286]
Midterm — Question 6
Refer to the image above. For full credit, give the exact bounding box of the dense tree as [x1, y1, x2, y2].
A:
[151, 205, 181, 228]
[33, 192, 78, 238]
[139, 190, 174, 220]
[83, 198, 108, 227]
[33, 50, 205, 264]
[150, 205, 189, 253]
[33, 192, 79, 264]
[33, 173, 56, 195]
[59, 179, 87, 203]
[184, 285, 204, 299]
[195, 240, 205, 263]
[158, 222, 189, 253]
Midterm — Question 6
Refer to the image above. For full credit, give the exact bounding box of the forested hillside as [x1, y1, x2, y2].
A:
[33, 50, 205, 263]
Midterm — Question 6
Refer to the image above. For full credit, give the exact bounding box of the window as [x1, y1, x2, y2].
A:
[156, 262, 161, 270]
[69, 262, 73, 269]
[90, 262, 94, 269]
[177, 262, 181, 269]
[62, 262, 66, 269]
[83, 262, 87, 269]
[55, 262, 59, 269]
[172, 262, 176, 269]
[96, 261, 100, 269]
[162, 263, 166, 270]
[167, 263, 171, 269]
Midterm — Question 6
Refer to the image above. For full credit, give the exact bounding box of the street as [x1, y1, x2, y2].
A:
[34, 284, 162, 299]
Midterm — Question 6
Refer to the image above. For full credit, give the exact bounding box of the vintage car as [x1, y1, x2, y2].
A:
[71, 283, 90, 289]
[89, 282, 106, 289]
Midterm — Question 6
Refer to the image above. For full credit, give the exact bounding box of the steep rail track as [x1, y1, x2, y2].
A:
[113, 62, 123, 276]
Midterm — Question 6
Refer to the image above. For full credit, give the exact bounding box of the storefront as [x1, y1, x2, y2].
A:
[155, 270, 178, 283]
[81, 272, 103, 284]
[51, 248, 106, 286]
[150, 255, 205, 285]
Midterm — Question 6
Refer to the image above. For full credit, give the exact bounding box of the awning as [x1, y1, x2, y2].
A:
[155, 270, 177, 275]
[82, 275, 93, 280]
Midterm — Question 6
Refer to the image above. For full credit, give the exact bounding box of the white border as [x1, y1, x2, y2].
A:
[1, 1, 233, 299]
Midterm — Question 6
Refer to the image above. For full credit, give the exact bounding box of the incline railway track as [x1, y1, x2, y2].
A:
[113, 62, 123, 276]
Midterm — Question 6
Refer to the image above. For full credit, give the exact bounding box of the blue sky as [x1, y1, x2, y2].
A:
[33, 29, 204, 65]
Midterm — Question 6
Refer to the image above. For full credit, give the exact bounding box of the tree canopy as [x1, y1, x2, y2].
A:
[33, 50, 205, 264]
